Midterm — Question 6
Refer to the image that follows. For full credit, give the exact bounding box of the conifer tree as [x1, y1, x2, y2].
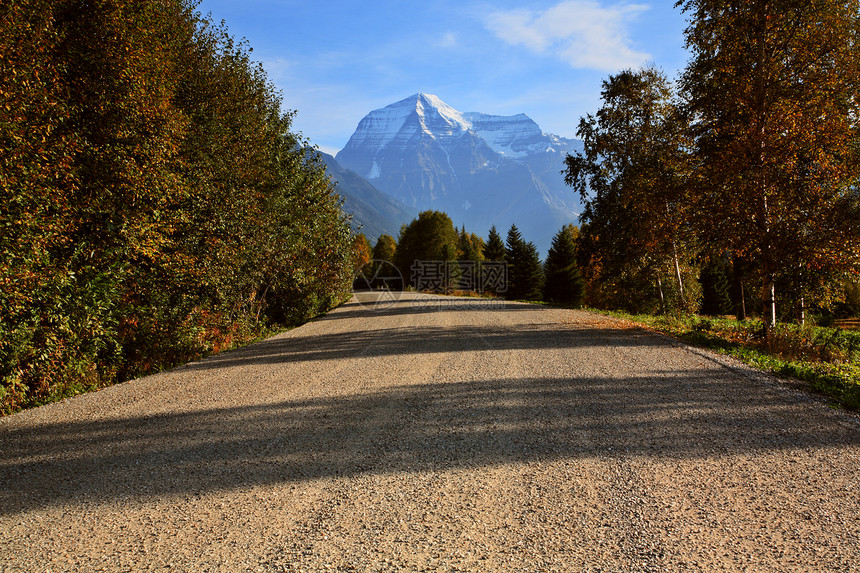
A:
[543, 225, 585, 306]
[520, 243, 545, 302]
[505, 225, 544, 300]
[481, 226, 507, 295]
[483, 226, 506, 261]
[458, 226, 481, 262]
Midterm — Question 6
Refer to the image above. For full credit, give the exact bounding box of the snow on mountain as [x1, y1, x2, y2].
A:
[341, 93, 574, 171]
[464, 112, 551, 158]
[336, 94, 583, 254]
[345, 93, 469, 169]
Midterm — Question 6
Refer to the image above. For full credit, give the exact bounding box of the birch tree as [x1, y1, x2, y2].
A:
[564, 67, 696, 312]
[678, 0, 860, 329]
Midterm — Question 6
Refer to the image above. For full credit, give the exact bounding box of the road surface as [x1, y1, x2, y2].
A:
[2, 292, 859, 571]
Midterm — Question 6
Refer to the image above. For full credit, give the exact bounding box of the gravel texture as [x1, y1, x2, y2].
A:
[2, 291, 859, 572]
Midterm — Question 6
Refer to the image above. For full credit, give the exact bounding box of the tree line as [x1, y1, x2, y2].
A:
[0, 0, 354, 413]
[566, 1, 860, 327]
[352, 210, 585, 306]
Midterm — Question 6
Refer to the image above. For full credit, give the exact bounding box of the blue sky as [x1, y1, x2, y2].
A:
[196, 0, 691, 155]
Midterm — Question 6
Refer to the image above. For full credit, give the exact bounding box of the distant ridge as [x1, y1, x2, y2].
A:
[319, 152, 416, 242]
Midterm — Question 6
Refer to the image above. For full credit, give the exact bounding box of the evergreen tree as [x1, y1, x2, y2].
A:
[450, 227, 486, 292]
[543, 225, 585, 306]
[505, 225, 544, 300]
[505, 225, 526, 298]
[483, 226, 506, 261]
[520, 243, 545, 302]
[457, 226, 481, 262]
[481, 226, 507, 295]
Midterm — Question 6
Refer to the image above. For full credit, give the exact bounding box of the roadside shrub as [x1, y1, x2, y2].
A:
[0, 1, 354, 414]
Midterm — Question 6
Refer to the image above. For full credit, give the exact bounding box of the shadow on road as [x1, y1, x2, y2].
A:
[315, 293, 540, 321]
[2, 370, 857, 515]
[181, 324, 662, 372]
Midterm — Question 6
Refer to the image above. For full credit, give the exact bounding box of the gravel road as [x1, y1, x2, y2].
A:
[2, 292, 859, 572]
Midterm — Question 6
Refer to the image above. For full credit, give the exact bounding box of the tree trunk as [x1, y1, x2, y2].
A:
[665, 201, 685, 304]
[762, 274, 776, 330]
[656, 274, 666, 315]
[672, 240, 685, 299]
[255, 284, 269, 322]
[755, 3, 774, 333]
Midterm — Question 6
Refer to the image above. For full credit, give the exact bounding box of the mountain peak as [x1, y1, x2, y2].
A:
[341, 93, 573, 162]
[335, 94, 584, 254]
[403, 92, 449, 108]
[401, 93, 471, 133]
[414, 92, 440, 104]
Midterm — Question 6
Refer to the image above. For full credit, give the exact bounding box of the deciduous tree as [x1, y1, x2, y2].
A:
[678, 0, 860, 328]
[564, 67, 697, 313]
[394, 211, 459, 289]
[0, 0, 355, 413]
[372, 234, 397, 263]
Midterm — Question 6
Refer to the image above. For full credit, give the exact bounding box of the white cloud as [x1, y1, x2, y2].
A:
[260, 57, 293, 83]
[485, 1, 650, 71]
[437, 32, 458, 48]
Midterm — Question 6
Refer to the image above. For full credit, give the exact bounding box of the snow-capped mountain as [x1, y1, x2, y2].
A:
[335, 93, 583, 254]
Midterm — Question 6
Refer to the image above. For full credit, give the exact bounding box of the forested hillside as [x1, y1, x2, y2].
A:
[0, 0, 355, 414]
[317, 152, 416, 242]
